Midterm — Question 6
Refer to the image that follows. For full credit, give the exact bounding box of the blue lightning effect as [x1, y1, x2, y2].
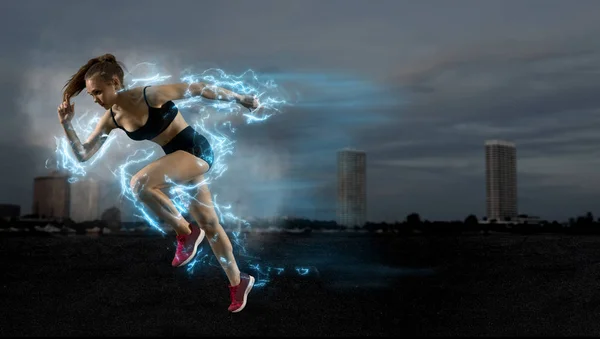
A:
[47, 110, 119, 183]
[48, 62, 321, 287]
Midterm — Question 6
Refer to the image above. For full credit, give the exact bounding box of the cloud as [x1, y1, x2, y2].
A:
[4, 0, 600, 222]
[342, 36, 600, 221]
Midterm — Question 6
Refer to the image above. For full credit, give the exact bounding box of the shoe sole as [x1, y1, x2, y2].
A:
[175, 228, 205, 267]
[231, 275, 255, 313]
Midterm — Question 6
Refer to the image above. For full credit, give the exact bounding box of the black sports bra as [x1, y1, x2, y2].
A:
[110, 86, 179, 141]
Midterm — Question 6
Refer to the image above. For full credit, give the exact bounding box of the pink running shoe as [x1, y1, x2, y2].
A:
[228, 272, 255, 313]
[171, 223, 205, 267]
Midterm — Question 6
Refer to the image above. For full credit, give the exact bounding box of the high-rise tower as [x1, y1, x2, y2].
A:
[337, 148, 367, 227]
[485, 140, 517, 222]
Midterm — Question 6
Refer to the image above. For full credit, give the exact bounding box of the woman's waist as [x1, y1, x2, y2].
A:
[151, 117, 191, 147]
[159, 124, 211, 151]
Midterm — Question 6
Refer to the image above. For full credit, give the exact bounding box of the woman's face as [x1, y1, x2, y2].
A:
[85, 75, 120, 109]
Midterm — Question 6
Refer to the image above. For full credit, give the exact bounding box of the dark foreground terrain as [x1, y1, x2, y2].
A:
[2, 231, 600, 336]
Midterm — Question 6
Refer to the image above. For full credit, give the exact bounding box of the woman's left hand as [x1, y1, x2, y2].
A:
[239, 95, 260, 110]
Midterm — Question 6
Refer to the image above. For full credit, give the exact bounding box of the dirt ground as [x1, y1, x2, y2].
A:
[1, 232, 598, 336]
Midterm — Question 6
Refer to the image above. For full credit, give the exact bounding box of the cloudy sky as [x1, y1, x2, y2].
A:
[2, 0, 600, 222]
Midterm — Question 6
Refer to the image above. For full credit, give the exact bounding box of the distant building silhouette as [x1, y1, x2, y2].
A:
[70, 178, 100, 222]
[0, 204, 20, 220]
[337, 148, 367, 227]
[485, 140, 517, 222]
[32, 170, 71, 219]
[33, 171, 103, 222]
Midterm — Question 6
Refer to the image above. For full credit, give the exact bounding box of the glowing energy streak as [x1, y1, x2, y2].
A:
[49, 63, 317, 286]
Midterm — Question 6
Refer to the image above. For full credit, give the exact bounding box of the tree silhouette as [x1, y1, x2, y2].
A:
[406, 213, 421, 226]
[101, 206, 121, 231]
[586, 212, 594, 224]
[464, 214, 479, 232]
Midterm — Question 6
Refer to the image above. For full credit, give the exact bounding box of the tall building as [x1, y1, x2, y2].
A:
[32, 171, 71, 219]
[485, 140, 518, 222]
[70, 178, 100, 222]
[337, 148, 367, 227]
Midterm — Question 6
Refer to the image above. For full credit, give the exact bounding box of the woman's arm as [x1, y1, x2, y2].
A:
[58, 102, 113, 162]
[148, 83, 259, 109]
[192, 82, 242, 102]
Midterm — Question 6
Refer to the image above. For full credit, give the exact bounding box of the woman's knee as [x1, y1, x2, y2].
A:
[192, 210, 219, 231]
[129, 174, 152, 199]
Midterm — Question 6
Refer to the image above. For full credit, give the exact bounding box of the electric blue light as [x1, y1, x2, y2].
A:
[48, 63, 321, 286]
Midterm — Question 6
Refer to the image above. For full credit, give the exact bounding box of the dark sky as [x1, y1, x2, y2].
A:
[2, 0, 600, 222]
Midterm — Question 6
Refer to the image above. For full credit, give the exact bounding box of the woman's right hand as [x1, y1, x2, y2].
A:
[57, 101, 75, 124]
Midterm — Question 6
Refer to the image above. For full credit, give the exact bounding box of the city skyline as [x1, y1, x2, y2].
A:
[16, 142, 534, 224]
[2, 1, 600, 222]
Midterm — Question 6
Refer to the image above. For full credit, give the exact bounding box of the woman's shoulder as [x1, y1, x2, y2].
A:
[120, 86, 145, 95]
[119, 86, 146, 104]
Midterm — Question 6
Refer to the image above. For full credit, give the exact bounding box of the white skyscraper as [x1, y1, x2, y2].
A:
[485, 140, 518, 222]
[337, 148, 367, 227]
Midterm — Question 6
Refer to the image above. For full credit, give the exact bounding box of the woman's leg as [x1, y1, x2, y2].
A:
[130, 176, 190, 235]
[187, 175, 255, 313]
[130, 149, 253, 311]
[187, 175, 241, 286]
[129, 151, 210, 235]
[129, 151, 212, 266]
